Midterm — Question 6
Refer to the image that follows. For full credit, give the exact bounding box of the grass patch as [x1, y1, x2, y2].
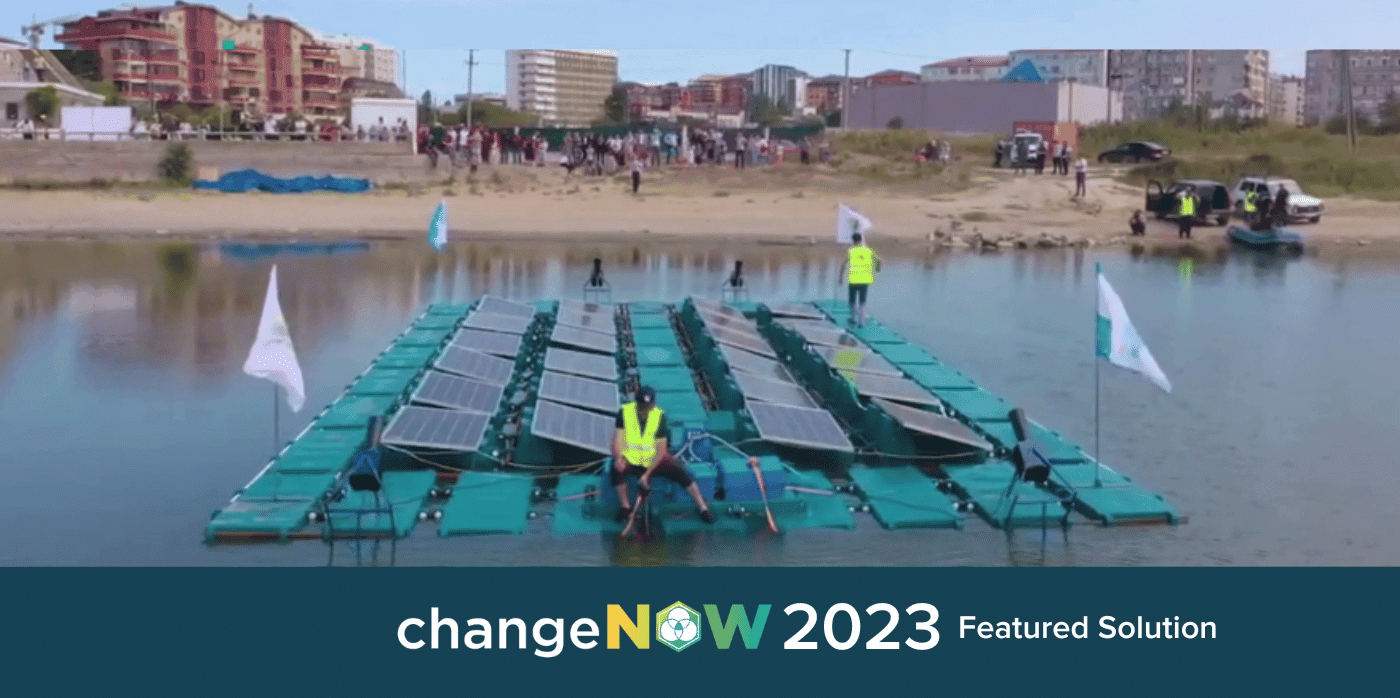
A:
[157, 143, 194, 184]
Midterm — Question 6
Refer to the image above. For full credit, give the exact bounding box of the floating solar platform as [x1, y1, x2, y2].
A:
[551, 323, 616, 354]
[530, 399, 615, 455]
[451, 327, 523, 358]
[544, 347, 618, 381]
[538, 371, 621, 414]
[475, 295, 537, 318]
[434, 345, 516, 386]
[209, 299, 1182, 548]
[410, 371, 505, 414]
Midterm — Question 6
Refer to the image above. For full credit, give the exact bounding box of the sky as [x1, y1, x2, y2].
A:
[13, 0, 1396, 103]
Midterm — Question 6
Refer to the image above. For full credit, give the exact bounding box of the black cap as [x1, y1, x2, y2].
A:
[637, 385, 656, 405]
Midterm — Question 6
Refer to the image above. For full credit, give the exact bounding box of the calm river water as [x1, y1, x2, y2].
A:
[1, 238, 1395, 566]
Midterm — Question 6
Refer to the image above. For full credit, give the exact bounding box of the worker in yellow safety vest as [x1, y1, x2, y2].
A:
[1242, 189, 1257, 224]
[837, 232, 881, 328]
[610, 385, 716, 525]
[1176, 186, 1197, 240]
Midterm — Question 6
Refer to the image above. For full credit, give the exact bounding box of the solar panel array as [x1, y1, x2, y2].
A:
[819, 345, 902, 376]
[731, 371, 816, 408]
[848, 372, 940, 406]
[381, 406, 491, 451]
[767, 302, 825, 320]
[476, 295, 536, 318]
[411, 371, 505, 414]
[544, 347, 618, 381]
[778, 320, 865, 348]
[451, 327, 523, 358]
[531, 399, 616, 455]
[463, 310, 532, 335]
[706, 324, 778, 358]
[559, 299, 614, 315]
[538, 371, 620, 414]
[434, 345, 515, 385]
[689, 296, 744, 318]
[698, 307, 762, 337]
[871, 398, 992, 451]
[719, 344, 795, 383]
[556, 306, 617, 335]
[550, 323, 616, 354]
[747, 401, 854, 452]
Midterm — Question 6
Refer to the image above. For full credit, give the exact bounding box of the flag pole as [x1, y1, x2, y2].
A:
[1094, 262, 1102, 488]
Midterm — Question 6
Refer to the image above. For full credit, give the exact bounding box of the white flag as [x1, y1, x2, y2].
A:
[244, 265, 306, 411]
[1096, 268, 1171, 393]
[836, 204, 872, 244]
[428, 199, 447, 252]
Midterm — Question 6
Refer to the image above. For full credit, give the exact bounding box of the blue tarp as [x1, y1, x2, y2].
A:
[192, 168, 372, 193]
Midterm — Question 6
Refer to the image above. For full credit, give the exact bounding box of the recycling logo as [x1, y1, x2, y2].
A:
[656, 602, 701, 652]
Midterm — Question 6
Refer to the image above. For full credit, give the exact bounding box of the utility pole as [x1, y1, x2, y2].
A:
[465, 49, 476, 132]
[842, 49, 851, 131]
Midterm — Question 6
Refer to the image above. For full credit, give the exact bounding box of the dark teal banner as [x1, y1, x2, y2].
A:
[1, 569, 1391, 695]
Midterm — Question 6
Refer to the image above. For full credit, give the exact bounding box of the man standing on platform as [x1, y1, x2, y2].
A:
[839, 232, 880, 328]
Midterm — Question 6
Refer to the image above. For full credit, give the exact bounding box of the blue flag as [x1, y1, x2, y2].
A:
[428, 200, 447, 252]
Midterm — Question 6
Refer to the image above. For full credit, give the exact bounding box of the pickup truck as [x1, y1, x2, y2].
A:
[1230, 176, 1325, 224]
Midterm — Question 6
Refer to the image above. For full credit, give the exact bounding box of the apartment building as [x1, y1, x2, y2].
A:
[920, 56, 1009, 82]
[748, 64, 807, 111]
[1267, 74, 1304, 126]
[686, 74, 748, 112]
[804, 75, 843, 114]
[1109, 50, 1268, 121]
[316, 34, 399, 86]
[54, 3, 384, 120]
[1, 37, 105, 127]
[1304, 50, 1400, 126]
[1007, 50, 1109, 86]
[505, 49, 618, 126]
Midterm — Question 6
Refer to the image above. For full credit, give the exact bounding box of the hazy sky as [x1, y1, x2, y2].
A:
[15, 0, 1393, 102]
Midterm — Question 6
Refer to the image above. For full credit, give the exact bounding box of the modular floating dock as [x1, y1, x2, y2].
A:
[206, 295, 1180, 546]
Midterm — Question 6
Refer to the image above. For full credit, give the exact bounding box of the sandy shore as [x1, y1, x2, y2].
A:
[2, 164, 1397, 251]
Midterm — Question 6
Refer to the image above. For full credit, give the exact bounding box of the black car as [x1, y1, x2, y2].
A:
[1146, 179, 1231, 226]
[1098, 141, 1171, 163]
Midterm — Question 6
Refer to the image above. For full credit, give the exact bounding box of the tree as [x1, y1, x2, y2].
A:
[418, 89, 434, 125]
[886, 116, 904, 129]
[603, 85, 627, 124]
[51, 49, 104, 84]
[1374, 91, 1400, 135]
[825, 110, 842, 128]
[25, 85, 60, 125]
[746, 94, 786, 127]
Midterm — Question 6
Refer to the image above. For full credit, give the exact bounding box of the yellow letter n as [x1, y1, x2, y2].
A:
[607, 604, 650, 649]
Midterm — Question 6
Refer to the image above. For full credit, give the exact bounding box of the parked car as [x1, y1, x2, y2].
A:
[1146, 179, 1232, 225]
[1230, 176, 1325, 224]
[1098, 141, 1171, 163]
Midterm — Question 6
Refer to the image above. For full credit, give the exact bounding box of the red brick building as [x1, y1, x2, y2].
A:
[862, 69, 921, 86]
[55, 2, 348, 119]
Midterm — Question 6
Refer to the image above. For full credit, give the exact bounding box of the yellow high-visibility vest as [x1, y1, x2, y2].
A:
[620, 402, 664, 466]
[1179, 194, 1196, 217]
[847, 246, 875, 285]
[1243, 191, 1257, 213]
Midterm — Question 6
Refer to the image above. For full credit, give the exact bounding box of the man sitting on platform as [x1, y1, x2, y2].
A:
[611, 386, 716, 524]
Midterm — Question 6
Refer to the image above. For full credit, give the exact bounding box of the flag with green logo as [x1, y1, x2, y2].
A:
[1096, 266, 1171, 393]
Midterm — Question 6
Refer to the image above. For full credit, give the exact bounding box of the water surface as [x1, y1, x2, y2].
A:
[1, 239, 1395, 566]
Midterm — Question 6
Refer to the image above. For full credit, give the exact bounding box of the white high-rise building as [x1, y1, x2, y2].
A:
[313, 33, 400, 87]
[505, 49, 618, 126]
[1109, 50, 1268, 121]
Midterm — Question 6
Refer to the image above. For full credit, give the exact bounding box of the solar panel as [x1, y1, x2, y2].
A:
[451, 327, 523, 358]
[559, 299, 614, 315]
[538, 371, 620, 414]
[732, 371, 816, 408]
[767, 302, 825, 320]
[411, 370, 505, 414]
[747, 401, 853, 452]
[381, 406, 490, 451]
[818, 345, 902, 376]
[698, 307, 761, 336]
[463, 310, 532, 335]
[434, 345, 516, 386]
[779, 320, 866, 349]
[872, 398, 992, 451]
[544, 347, 618, 381]
[848, 372, 941, 407]
[531, 399, 616, 455]
[556, 306, 617, 335]
[719, 344, 795, 383]
[689, 296, 745, 319]
[476, 295, 537, 318]
[551, 323, 616, 354]
[707, 324, 777, 358]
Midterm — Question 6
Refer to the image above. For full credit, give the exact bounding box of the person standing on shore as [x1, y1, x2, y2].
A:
[630, 149, 645, 195]
[838, 232, 880, 328]
[1177, 186, 1198, 239]
[1074, 156, 1088, 197]
[735, 133, 747, 168]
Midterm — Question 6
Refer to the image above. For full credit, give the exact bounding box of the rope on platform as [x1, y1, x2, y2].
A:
[854, 449, 986, 462]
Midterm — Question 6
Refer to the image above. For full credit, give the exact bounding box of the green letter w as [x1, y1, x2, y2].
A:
[703, 605, 771, 649]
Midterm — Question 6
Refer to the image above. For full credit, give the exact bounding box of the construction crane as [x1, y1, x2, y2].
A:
[20, 13, 85, 49]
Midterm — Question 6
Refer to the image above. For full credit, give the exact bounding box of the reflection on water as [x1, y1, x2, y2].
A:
[1, 239, 1398, 566]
